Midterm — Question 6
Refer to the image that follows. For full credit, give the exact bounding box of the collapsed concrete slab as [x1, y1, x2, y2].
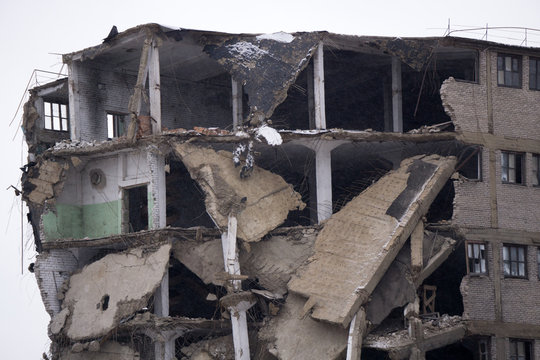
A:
[173, 142, 305, 242]
[172, 228, 316, 296]
[288, 155, 456, 327]
[258, 293, 348, 360]
[59, 341, 140, 360]
[22, 158, 69, 206]
[364, 315, 465, 359]
[51, 243, 171, 341]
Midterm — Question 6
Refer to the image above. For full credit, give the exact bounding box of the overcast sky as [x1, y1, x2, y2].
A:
[1, 0, 539, 358]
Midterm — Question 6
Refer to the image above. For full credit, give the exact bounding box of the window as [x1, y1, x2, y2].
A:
[107, 113, 126, 139]
[530, 58, 540, 90]
[497, 54, 521, 88]
[537, 248, 540, 280]
[477, 338, 490, 360]
[501, 152, 524, 184]
[458, 147, 482, 180]
[532, 154, 540, 186]
[44, 101, 68, 131]
[503, 245, 527, 278]
[467, 242, 487, 274]
[509, 339, 531, 360]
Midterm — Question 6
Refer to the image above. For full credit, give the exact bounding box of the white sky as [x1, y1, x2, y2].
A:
[1, 0, 539, 358]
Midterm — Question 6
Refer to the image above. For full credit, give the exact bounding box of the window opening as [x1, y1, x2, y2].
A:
[44, 101, 69, 131]
[107, 113, 126, 139]
[501, 152, 524, 184]
[530, 57, 540, 90]
[478, 338, 490, 360]
[503, 245, 527, 278]
[532, 154, 540, 186]
[509, 339, 531, 360]
[497, 54, 522, 88]
[467, 242, 487, 274]
[124, 185, 148, 233]
[457, 147, 481, 180]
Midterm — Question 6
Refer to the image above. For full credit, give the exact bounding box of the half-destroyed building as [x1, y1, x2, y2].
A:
[20, 23, 540, 360]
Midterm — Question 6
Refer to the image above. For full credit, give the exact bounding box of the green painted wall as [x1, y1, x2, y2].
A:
[82, 201, 121, 238]
[42, 201, 121, 241]
[42, 204, 83, 240]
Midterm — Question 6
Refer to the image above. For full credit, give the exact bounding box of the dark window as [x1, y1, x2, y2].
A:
[530, 58, 540, 90]
[537, 248, 540, 280]
[532, 154, 540, 186]
[497, 54, 522, 88]
[458, 147, 482, 180]
[501, 152, 524, 184]
[44, 101, 69, 131]
[509, 339, 531, 360]
[107, 113, 126, 139]
[503, 245, 527, 278]
[467, 242, 487, 274]
[124, 185, 148, 233]
[478, 338, 490, 360]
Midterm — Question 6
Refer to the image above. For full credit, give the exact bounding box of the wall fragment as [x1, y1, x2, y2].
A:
[52, 243, 171, 341]
[173, 142, 305, 242]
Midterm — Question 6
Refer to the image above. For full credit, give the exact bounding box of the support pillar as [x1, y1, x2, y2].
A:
[221, 215, 252, 360]
[67, 61, 82, 141]
[292, 139, 348, 223]
[411, 221, 424, 273]
[392, 57, 403, 133]
[313, 43, 326, 130]
[383, 75, 392, 132]
[346, 308, 367, 360]
[232, 79, 243, 131]
[148, 38, 161, 134]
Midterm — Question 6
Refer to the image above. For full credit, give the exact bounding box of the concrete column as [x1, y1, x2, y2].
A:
[292, 139, 348, 223]
[346, 308, 367, 360]
[67, 61, 82, 141]
[232, 79, 243, 131]
[147, 149, 172, 360]
[221, 215, 252, 360]
[148, 39, 161, 135]
[313, 43, 326, 130]
[392, 57, 403, 133]
[383, 76, 392, 132]
[411, 221, 424, 273]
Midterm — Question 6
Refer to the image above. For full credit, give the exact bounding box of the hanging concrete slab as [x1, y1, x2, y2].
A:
[288, 155, 456, 327]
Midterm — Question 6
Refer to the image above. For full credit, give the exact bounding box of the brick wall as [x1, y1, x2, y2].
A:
[34, 249, 79, 316]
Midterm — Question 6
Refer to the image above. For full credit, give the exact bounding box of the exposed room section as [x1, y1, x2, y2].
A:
[421, 243, 466, 316]
[270, 64, 310, 130]
[433, 47, 477, 83]
[123, 185, 148, 233]
[426, 179, 454, 223]
[324, 49, 389, 131]
[168, 257, 221, 319]
[165, 157, 214, 228]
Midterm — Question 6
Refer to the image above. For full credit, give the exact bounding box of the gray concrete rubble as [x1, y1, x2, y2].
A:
[289, 155, 457, 327]
[258, 293, 348, 360]
[58, 341, 140, 360]
[173, 142, 305, 242]
[50, 243, 171, 341]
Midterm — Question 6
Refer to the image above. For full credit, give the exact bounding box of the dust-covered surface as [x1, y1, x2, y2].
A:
[52, 243, 171, 341]
[288, 155, 456, 327]
[173, 142, 305, 242]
